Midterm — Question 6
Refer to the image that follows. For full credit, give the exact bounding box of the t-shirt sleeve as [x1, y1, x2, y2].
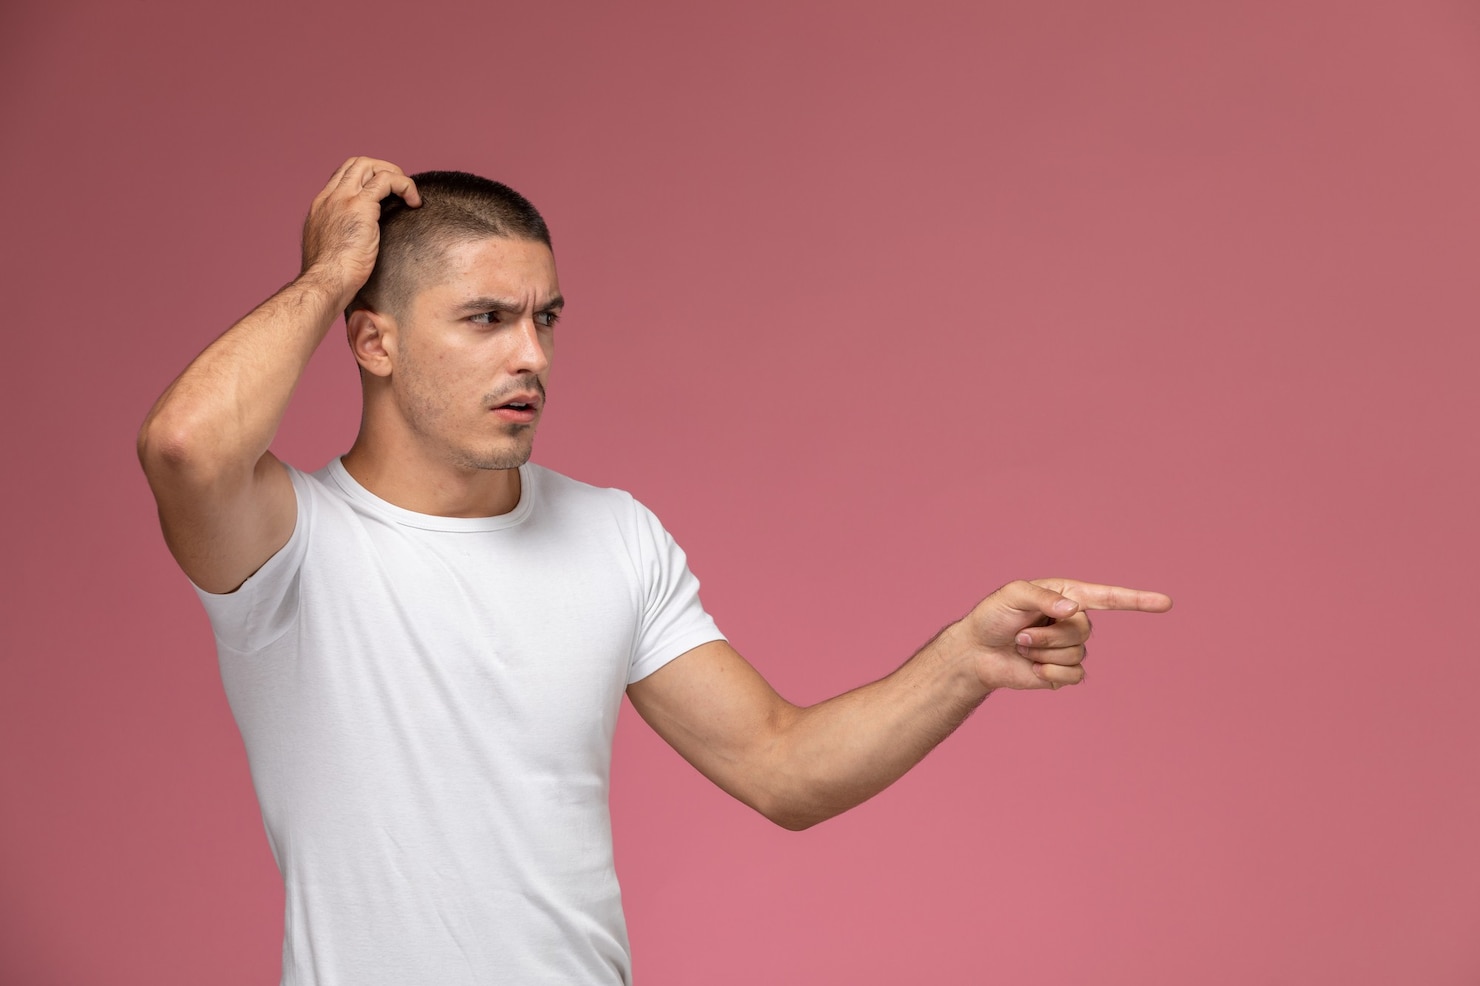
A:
[192, 465, 313, 655]
[626, 497, 725, 684]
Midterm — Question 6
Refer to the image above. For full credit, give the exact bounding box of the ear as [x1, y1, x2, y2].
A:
[346, 308, 398, 378]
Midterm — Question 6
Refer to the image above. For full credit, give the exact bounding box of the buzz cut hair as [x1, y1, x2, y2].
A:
[347, 170, 551, 319]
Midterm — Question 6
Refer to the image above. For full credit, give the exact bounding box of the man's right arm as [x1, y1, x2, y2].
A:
[137, 157, 418, 593]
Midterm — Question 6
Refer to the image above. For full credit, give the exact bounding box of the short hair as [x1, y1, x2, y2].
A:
[347, 170, 551, 318]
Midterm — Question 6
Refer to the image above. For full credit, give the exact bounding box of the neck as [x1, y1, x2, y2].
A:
[341, 433, 524, 518]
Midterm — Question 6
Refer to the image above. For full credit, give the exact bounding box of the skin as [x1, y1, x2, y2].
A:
[139, 155, 1173, 833]
[340, 235, 563, 517]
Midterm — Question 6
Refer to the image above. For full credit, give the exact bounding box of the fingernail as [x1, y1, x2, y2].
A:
[1031, 664, 1048, 681]
[1016, 632, 1033, 646]
[1053, 598, 1077, 616]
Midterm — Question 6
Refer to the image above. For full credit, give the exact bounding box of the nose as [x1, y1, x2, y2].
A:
[509, 317, 551, 375]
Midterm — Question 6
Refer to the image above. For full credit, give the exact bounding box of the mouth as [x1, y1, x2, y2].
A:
[490, 393, 543, 424]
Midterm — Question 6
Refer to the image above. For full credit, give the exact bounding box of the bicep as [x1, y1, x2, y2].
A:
[147, 450, 297, 594]
[626, 640, 799, 806]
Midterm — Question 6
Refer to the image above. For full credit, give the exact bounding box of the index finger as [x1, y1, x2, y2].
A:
[315, 157, 420, 207]
[1033, 579, 1173, 613]
[361, 168, 421, 208]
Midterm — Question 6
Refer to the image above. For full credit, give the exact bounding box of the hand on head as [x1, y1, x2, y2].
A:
[300, 156, 421, 307]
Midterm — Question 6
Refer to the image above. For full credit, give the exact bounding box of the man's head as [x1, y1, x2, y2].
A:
[345, 172, 563, 480]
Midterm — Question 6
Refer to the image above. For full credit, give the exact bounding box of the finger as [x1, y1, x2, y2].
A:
[996, 579, 1084, 622]
[357, 157, 407, 177]
[312, 158, 360, 207]
[337, 156, 403, 185]
[327, 156, 362, 186]
[1021, 643, 1086, 667]
[1032, 579, 1173, 613]
[1031, 662, 1086, 689]
[333, 156, 376, 191]
[315, 158, 386, 208]
[1015, 613, 1091, 651]
[333, 158, 412, 202]
[359, 168, 421, 207]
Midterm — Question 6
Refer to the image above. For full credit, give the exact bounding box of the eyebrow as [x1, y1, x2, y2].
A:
[452, 294, 565, 316]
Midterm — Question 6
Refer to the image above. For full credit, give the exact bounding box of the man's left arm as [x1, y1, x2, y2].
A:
[626, 578, 1171, 831]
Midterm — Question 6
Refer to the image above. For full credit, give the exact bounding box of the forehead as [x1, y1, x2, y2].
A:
[413, 236, 560, 311]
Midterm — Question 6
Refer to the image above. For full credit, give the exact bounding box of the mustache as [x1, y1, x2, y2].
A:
[483, 379, 547, 407]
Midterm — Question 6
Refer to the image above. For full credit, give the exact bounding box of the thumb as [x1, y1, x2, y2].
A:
[969, 580, 1079, 645]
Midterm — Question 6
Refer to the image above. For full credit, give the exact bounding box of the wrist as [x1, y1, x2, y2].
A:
[295, 263, 361, 313]
[923, 620, 996, 703]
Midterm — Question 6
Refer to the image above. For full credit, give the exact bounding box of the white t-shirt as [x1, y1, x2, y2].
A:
[195, 458, 724, 985]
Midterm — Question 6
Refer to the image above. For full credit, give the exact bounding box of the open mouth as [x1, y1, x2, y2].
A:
[492, 398, 541, 422]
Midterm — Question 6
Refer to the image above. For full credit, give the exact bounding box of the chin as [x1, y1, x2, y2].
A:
[461, 443, 535, 472]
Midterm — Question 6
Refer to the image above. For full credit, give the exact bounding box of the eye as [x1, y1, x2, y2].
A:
[536, 311, 561, 328]
[469, 311, 501, 326]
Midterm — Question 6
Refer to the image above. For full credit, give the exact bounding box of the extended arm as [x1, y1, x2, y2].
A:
[627, 579, 1171, 830]
[137, 157, 418, 592]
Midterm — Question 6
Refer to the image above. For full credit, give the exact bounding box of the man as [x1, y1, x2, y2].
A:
[139, 156, 1171, 984]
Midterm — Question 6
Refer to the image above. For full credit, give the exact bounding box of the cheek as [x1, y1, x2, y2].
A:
[420, 346, 480, 388]
[397, 352, 465, 416]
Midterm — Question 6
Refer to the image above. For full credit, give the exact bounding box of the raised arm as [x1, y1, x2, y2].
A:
[627, 578, 1172, 830]
[137, 157, 418, 593]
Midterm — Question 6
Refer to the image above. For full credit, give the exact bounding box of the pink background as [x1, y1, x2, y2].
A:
[3, 0, 1478, 982]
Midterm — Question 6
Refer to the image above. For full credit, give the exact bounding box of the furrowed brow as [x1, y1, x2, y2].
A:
[453, 296, 526, 316]
[452, 294, 565, 316]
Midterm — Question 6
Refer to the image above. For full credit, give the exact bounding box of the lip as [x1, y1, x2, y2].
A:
[489, 392, 542, 425]
[491, 405, 539, 424]
[490, 392, 543, 411]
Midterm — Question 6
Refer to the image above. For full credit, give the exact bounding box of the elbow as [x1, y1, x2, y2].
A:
[137, 411, 243, 501]
[136, 414, 184, 471]
[743, 732, 849, 832]
[137, 401, 231, 481]
[137, 412, 202, 480]
[760, 806, 818, 832]
[753, 792, 839, 832]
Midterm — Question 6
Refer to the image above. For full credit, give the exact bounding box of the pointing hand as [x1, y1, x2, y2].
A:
[961, 579, 1173, 692]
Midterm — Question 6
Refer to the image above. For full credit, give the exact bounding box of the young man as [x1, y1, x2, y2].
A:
[139, 156, 1171, 984]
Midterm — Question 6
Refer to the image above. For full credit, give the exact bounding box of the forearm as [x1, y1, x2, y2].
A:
[138, 268, 346, 481]
[636, 582, 1167, 832]
[758, 621, 989, 830]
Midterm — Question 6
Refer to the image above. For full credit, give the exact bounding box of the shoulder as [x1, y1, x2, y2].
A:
[525, 463, 677, 547]
[526, 463, 640, 516]
[283, 459, 343, 504]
